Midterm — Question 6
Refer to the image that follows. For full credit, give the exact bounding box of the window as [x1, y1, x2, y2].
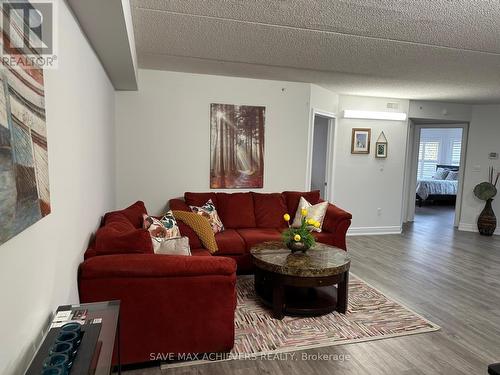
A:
[417, 141, 439, 179]
[451, 140, 461, 165]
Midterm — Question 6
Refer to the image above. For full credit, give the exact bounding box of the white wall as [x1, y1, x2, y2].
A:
[459, 105, 500, 234]
[409, 101, 472, 122]
[115, 70, 312, 214]
[0, 3, 116, 374]
[333, 95, 410, 234]
[310, 84, 339, 115]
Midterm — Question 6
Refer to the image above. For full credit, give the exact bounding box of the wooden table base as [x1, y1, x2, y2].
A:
[254, 268, 349, 320]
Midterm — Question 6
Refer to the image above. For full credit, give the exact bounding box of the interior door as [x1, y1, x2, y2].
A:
[310, 116, 329, 198]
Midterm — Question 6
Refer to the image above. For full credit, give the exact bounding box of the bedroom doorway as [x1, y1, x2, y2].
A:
[405, 122, 468, 228]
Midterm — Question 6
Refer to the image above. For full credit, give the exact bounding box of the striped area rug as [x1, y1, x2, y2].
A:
[162, 274, 439, 369]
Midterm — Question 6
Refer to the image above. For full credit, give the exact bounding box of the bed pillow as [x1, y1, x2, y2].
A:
[445, 170, 459, 180]
[433, 168, 449, 180]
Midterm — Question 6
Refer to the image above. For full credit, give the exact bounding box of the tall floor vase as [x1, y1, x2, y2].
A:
[477, 199, 497, 236]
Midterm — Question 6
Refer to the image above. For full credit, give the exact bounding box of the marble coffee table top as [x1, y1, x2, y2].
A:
[250, 241, 351, 277]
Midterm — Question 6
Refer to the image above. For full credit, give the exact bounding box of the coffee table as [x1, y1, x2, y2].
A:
[250, 241, 350, 319]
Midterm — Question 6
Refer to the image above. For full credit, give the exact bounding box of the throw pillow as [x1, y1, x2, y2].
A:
[143, 211, 181, 251]
[156, 236, 191, 256]
[103, 201, 148, 229]
[433, 168, 450, 180]
[173, 210, 218, 254]
[95, 213, 153, 255]
[189, 199, 224, 233]
[445, 170, 459, 180]
[292, 196, 328, 232]
[283, 190, 321, 215]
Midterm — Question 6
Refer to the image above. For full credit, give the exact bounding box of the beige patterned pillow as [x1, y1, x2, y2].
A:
[292, 197, 328, 232]
[156, 236, 191, 256]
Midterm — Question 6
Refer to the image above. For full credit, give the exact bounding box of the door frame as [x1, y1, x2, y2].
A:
[404, 122, 469, 227]
[306, 108, 336, 202]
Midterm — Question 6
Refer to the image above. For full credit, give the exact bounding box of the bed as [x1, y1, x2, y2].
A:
[416, 165, 459, 206]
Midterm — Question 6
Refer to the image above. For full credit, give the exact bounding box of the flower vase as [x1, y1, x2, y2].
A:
[477, 198, 497, 236]
[286, 241, 310, 253]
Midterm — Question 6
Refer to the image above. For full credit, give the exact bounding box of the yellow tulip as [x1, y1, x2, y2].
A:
[314, 221, 321, 228]
[307, 218, 315, 225]
[283, 213, 291, 222]
[301, 208, 308, 217]
[293, 234, 301, 242]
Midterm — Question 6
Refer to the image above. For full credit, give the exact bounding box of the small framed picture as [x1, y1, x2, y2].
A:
[376, 142, 387, 158]
[351, 128, 371, 154]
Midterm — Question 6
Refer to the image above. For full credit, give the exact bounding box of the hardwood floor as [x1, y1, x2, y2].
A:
[122, 206, 500, 374]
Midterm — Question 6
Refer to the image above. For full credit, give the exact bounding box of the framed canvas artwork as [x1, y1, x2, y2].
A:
[210, 103, 265, 188]
[351, 128, 371, 154]
[0, 4, 51, 246]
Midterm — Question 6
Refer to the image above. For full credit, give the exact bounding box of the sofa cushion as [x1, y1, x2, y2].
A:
[95, 213, 153, 255]
[252, 192, 288, 229]
[214, 229, 246, 255]
[282, 190, 320, 215]
[236, 228, 283, 250]
[216, 193, 256, 228]
[104, 201, 147, 229]
[185, 192, 218, 207]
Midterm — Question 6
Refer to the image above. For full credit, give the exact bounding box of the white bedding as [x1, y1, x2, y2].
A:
[416, 178, 458, 200]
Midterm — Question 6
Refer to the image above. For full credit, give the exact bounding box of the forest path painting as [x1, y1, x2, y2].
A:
[210, 103, 265, 189]
[0, 5, 50, 245]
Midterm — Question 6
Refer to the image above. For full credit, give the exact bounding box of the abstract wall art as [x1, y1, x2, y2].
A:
[0, 6, 50, 245]
[210, 103, 265, 189]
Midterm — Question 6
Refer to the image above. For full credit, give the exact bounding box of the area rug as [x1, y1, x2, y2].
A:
[162, 274, 439, 369]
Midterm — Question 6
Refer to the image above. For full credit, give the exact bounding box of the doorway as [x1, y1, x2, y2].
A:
[404, 121, 468, 228]
[307, 110, 336, 200]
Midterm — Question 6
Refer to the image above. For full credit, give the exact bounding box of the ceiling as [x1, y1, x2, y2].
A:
[131, 0, 500, 103]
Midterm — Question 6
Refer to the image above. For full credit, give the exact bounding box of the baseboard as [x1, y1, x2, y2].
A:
[347, 226, 402, 236]
[458, 222, 500, 235]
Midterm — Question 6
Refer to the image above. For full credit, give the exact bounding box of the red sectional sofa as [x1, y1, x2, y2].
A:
[169, 190, 352, 273]
[78, 191, 351, 365]
[79, 201, 237, 365]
